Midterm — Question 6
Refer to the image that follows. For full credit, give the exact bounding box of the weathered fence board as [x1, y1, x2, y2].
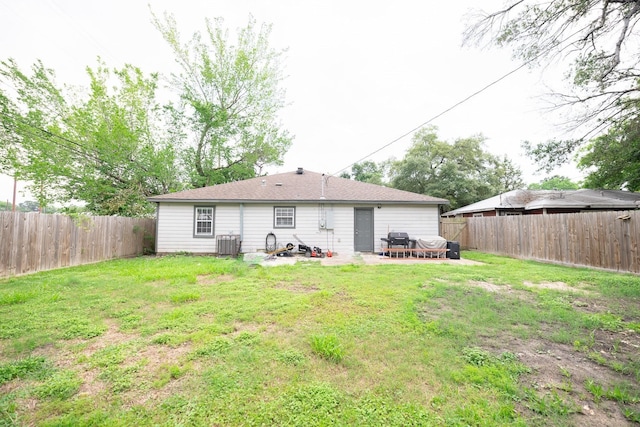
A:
[0, 212, 155, 278]
[441, 210, 640, 274]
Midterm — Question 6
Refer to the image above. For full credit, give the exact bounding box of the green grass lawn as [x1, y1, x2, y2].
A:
[1, 252, 639, 426]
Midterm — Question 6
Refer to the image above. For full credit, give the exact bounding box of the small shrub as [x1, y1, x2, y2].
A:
[310, 334, 344, 363]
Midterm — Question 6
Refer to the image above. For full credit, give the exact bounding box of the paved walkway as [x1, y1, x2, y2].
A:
[255, 252, 482, 267]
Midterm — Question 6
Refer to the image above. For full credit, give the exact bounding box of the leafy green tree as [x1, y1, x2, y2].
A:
[0, 59, 181, 216]
[466, 0, 640, 172]
[62, 62, 182, 215]
[389, 127, 524, 209]
[347, 161, 388, 185]
[0, 59, 69, 210]
[152, 12, 292, 187]
[578, 118, 640, 190]
[528, 175, 580, 190]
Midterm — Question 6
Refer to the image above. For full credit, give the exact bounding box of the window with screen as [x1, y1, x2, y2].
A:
[194, 207, 214, 237]
[274, 207, 295, 228]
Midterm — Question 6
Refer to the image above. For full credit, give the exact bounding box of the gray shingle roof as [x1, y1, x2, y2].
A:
[442, 189, 640, 216]
[148, 170, 449, 205]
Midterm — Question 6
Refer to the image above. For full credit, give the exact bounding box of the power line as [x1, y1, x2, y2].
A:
[331, 61, 531, 176]
[332, 26, 588, 177]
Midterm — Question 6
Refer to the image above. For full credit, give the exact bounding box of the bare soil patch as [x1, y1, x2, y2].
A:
[197, 273, 235, 285]
[274, 281, 320, 293]
[484, 334, 633, 426]
[523, 280, 594, 295]
[428, 280, 639, 425]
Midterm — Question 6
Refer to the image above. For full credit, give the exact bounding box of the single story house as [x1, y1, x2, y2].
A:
[441, 189, 640, 218]
[148, 168, 449, 255]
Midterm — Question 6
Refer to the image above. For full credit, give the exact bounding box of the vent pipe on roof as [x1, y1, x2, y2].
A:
[321, 173, 325, 199]
[296, 167, 304, 174]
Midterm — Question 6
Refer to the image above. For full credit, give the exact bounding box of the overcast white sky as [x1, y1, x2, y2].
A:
[0, 0, 582, 204]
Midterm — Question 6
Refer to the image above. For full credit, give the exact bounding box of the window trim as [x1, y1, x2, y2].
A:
[193, 206, 215, 238]
[274, 206, 296, 229]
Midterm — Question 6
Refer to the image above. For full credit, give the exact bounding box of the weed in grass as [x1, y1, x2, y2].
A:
[190, 337, 232, 359]
[587, 351, 608, 366]
[276, 349, 306, 366]
[89, 344, 129, 368]
[59, 318, 106, 340]
[605, 382, 639, 404]
[152, 363, 189, 389]
[99, 366, 134, 393]
[0, 291, 34, 306]
[548, 329, 575, 345]
[309, 334, 344, 363]
[117, 314, 143, 331]
[233, 331, 259, 345]
[170, 292, 201, 304]
[623, 408, 640, 423]
[33, 369, 82, 399]
[0, 356, 51, 385]
[585, 378, 605, 403]
[559, 366, 571, 379]
[583, 312, 624, 331]
[462, 347, 492, 366]
[523, 388, 577, 416]
[151, 333, 187, 347]
[0, 391, 18, 426]
[203, 366, 238, 395]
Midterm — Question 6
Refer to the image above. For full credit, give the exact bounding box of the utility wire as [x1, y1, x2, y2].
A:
[332, 26, 588, 177]
[332, 62, 531, 176]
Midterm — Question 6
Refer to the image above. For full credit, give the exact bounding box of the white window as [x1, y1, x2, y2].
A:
[472, 213, 484, 217]
[194, 207, 214, 237]
[274, 207, 295, 228]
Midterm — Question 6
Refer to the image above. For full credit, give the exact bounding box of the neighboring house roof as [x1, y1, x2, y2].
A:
[148, 169, 450, 205]
[442, 189, 640, 216]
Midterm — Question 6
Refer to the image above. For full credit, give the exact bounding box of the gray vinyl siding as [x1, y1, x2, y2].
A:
[373, 205, 440, 251]
[156, 202, 441, 255]
[156, 203, 240, 253]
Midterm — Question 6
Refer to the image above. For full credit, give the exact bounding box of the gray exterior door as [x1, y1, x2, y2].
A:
[354, 208, 374, 252]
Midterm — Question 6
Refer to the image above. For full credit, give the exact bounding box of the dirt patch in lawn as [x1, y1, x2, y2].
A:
[523, 280, 594, 295]
[428, 280, 640, 425]
[469, 280, 593, 296]
[196, 274, 235, 285]
[484, 333, 635, 426]
[274, 281, 320, 293]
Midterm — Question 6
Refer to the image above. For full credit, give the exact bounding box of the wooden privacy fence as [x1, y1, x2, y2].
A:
[441, 210, 640, 274]
[0, 212, 155, 277]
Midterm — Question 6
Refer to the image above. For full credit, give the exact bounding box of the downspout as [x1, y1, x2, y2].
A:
[240, 203, 244, 242]
[154, 203, 159, 254]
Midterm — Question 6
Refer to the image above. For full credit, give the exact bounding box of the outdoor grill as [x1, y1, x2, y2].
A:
[381, 232, 411, 248]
